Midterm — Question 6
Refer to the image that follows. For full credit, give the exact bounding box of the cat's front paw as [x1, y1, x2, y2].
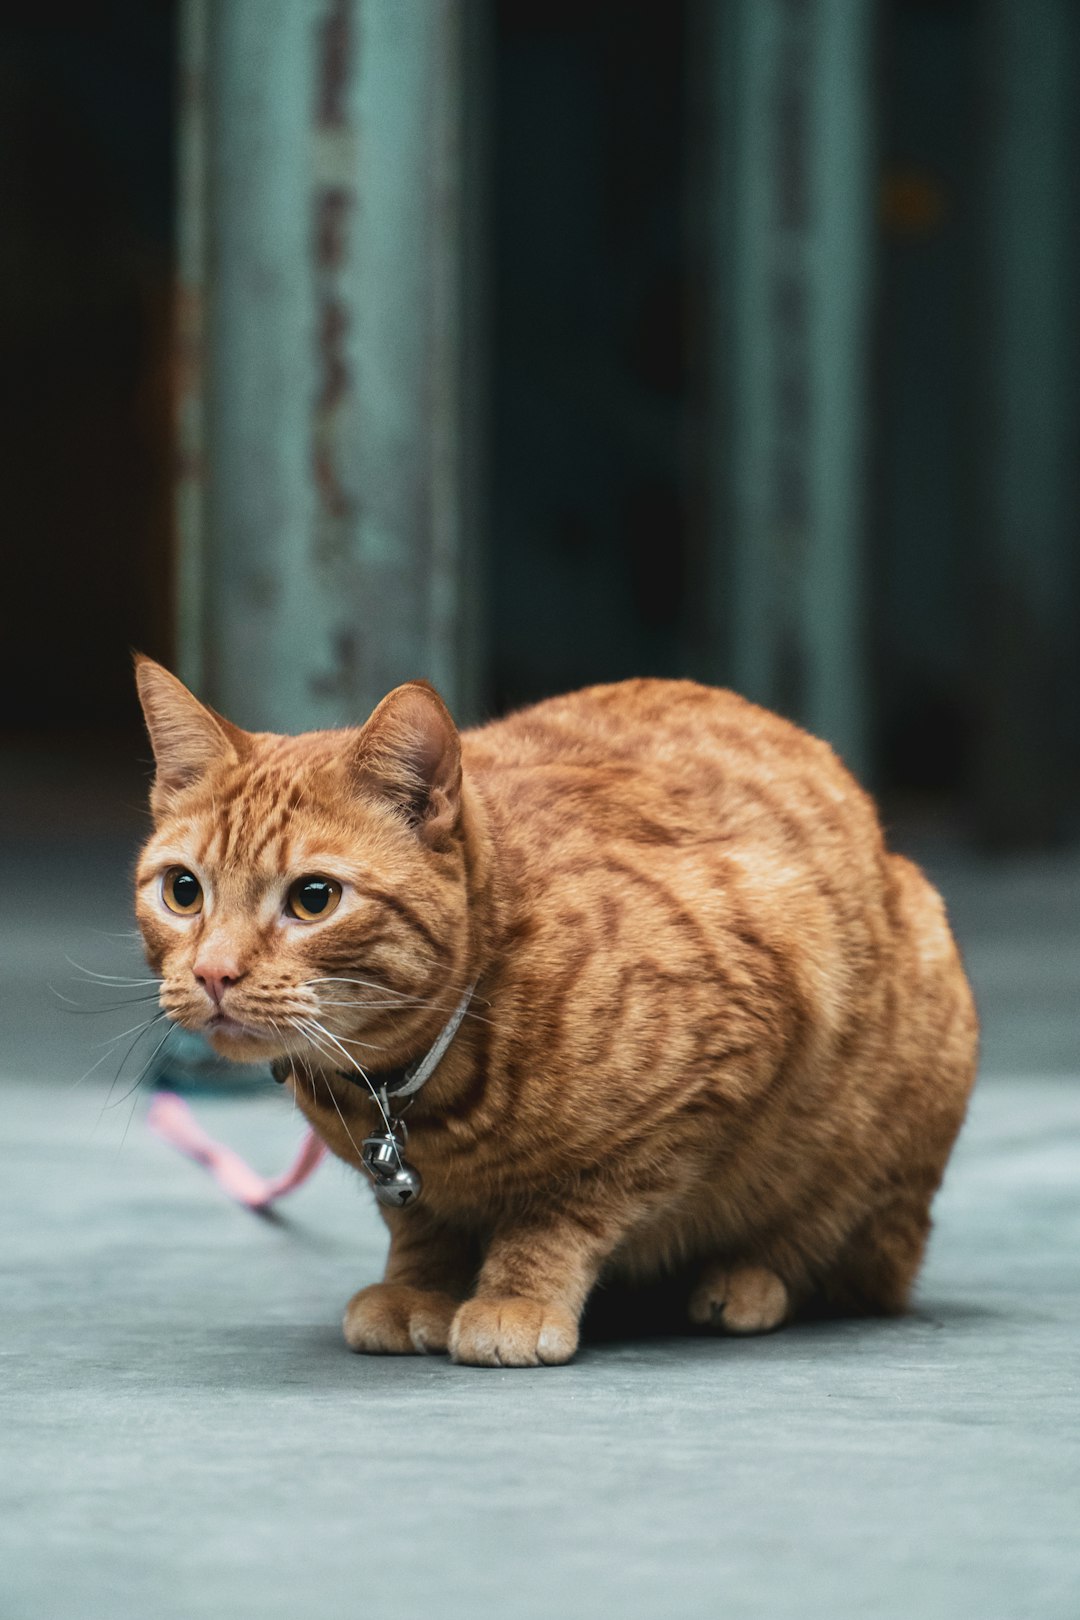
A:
[448, 1296, 579, 1367]
[343, 1283, 459, 1355]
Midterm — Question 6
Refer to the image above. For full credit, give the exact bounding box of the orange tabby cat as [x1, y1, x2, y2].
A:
[134, 658, 978, 1366]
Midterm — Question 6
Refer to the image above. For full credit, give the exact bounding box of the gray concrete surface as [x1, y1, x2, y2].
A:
[2, 753, 1078, 1619]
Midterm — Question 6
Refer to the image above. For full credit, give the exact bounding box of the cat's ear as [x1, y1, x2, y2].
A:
[134, 655, 245, 812]
[352, 681, 462, 847]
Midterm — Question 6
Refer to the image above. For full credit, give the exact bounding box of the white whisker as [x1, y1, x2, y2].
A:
[293, 1017, 397, 1142]
[91, 1011, 169, 1051]
[116, 1024, 178, 1154]
[106, 1019, 177, 1131]
[304, 976, 414, 998]
[312, 991, 427, 1004]
[306, 973, 485, 1004]
[332, 1032, 393, 1051]
[68, 1026, 158, 1094]
[95, 1012, 172, 1127]
[312, 988, 494, 1030]
[64, 955, 162, 987]
[290, 1019, 370, 1160]
[51, 985, 163, 1014]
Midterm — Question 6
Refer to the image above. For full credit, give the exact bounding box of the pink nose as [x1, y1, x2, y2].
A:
[193, 959, 244, 1006]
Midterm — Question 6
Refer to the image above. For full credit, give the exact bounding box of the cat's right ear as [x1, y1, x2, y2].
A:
[133, 656, 245, 813]
[352, 680, 462, 849]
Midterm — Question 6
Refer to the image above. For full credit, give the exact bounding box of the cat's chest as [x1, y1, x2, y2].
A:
[291, 1077, 564, 1219]
[398, 1114, 578, 1223]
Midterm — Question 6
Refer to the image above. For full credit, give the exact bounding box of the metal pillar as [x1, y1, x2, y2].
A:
[176, 0, 484, 733]
[704, 0, 875, 779]
[175, 0, 210, 697]
[974, 1, 1080, 844]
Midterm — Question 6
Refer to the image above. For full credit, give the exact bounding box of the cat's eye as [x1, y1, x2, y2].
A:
[162, 867, 203, 916]
[285, 876, 342, 922]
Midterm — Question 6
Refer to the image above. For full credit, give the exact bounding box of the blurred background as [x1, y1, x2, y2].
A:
[2, 0, 1077, 845]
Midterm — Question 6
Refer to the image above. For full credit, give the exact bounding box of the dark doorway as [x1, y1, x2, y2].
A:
[488, 0, 695, 715]
[0, 3, 177, 739]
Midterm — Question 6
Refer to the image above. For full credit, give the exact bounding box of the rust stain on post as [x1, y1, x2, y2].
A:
[318, 0, 352, 129]
[312, 1, 357, 577]
[175, 0, 210, 690]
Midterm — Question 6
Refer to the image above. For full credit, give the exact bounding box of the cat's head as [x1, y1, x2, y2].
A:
[133, 658, 471, 1070]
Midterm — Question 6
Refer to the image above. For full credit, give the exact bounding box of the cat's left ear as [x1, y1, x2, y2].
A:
[352, 681, 462, 848]
[134, 655, 246, 814]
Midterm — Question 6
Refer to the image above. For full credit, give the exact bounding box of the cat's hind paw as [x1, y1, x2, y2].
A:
[448, 1296, 579, 1367]
[689, 1264, 789, 1335]
[343, 1283, 459, 1355]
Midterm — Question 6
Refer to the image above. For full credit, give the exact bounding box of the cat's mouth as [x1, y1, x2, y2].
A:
[204, 1011, 276, 1052]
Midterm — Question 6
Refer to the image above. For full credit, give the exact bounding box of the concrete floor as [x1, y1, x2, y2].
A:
[2, 751, 1079, 1619]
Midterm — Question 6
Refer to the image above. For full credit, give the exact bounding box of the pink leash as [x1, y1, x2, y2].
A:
[147, 1091, 326, 1210]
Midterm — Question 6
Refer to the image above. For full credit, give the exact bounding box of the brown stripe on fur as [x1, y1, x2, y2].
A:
[360, 886, 447, 957]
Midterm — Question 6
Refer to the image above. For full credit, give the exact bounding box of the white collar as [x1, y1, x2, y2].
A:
[338, 980, 476, 1102]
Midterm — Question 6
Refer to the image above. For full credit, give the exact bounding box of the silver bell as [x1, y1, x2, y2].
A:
[362, 1135, 402, 1178]
[373, 1163, 423, 1208]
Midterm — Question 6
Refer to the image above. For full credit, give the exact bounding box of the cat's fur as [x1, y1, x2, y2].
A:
[134, 658, 978, 1366]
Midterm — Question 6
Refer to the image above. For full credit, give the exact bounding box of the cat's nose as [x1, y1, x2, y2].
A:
[193, 958, 245, 1006]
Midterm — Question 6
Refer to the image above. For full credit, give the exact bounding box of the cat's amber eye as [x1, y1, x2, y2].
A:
[285, 876, 342, 922]
[162, 867, 203, 916]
